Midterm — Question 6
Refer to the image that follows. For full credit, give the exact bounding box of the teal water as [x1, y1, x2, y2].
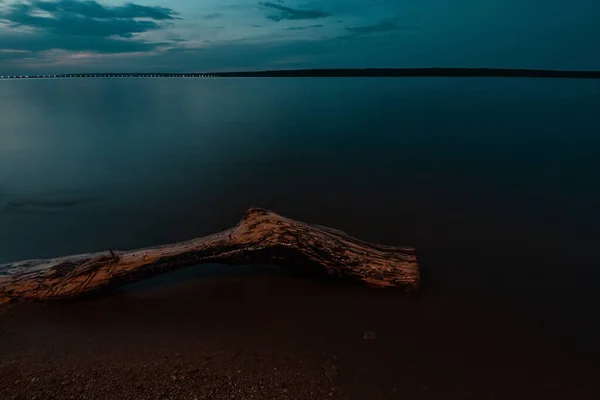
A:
[1, 77, 600, 349]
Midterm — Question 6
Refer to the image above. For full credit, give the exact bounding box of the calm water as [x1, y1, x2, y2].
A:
[1, 77, 600, 346]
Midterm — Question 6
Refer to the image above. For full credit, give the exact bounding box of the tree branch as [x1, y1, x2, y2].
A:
[0, 208, 419, 304]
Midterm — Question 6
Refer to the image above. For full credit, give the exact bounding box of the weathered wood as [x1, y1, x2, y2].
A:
[0, 208, 419, 304]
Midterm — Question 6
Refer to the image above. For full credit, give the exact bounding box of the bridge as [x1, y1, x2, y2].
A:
[2, 69, 600, 80]
[0, 73, 218, 79]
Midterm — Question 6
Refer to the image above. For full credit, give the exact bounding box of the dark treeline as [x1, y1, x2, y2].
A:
[1, 68, 600, 79]
[213, 68, 600, 79]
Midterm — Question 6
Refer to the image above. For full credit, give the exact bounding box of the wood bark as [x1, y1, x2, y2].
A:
[0, 208, 419, 304]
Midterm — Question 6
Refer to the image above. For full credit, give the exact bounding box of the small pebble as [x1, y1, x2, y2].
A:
[363, 331, 378, 340]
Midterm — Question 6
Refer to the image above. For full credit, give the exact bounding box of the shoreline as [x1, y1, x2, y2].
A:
[2, 68, 600, 80]
[2, 266, 599, 400]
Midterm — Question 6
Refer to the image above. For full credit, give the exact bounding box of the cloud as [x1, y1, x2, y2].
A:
[0, 49, 33, 61]
[286, 24, 324, 31]
[1, 31, 166, 54]
[2, 1, 179, 38]
[259, 2, 330, 22]
[202, 13, 223, 20]
[155, 30, 403, 73]
[32, 0, 178, 21]
[345, 18, 406, 36]
[0, 0, 179, 57]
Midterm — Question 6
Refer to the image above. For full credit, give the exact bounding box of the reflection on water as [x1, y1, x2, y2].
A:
[1, 78, 599, 293]
[2, 77, 600, 356]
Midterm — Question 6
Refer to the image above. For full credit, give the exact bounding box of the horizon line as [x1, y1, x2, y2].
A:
[2, 67, 600, 79]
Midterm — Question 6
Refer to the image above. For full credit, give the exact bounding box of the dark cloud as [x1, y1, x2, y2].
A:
[32, 0, 178, 21]
[259, 2, 330, 22]
[0, 0, 178, 57]
[202, 13, 223, 20]
[345, 18, 405, 36]
[2, 1, 178, 37]
[286, 24, 324, 31]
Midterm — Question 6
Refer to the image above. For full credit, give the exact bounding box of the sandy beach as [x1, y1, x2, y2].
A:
[2, 265, 599, 400]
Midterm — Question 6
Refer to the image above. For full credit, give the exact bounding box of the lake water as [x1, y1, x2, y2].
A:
[1, 78, 600, 352]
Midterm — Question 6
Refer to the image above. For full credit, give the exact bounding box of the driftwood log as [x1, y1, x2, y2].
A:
[0, 208, 419, 304]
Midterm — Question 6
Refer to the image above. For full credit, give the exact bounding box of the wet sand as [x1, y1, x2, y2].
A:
[2, 265, 599, 400]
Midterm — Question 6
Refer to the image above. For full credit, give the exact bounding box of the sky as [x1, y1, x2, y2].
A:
[0, 0, 599, 73]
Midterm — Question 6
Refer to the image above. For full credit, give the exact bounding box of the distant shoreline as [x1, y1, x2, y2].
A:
[2, 68, 600, 79]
